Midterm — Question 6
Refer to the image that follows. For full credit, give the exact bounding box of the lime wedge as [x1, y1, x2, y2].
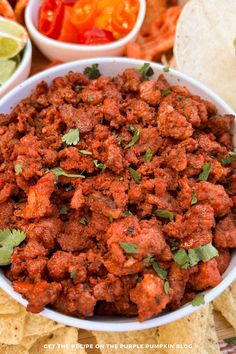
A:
[0, 35, 22, 60]
[0, 60, 16, 84]
[0, 17, 27, 43]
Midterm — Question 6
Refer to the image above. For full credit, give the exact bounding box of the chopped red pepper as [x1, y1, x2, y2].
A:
[38, 0, 65, 40]
[81, 28, 116, 44]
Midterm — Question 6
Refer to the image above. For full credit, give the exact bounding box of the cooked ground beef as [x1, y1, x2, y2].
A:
[0, 66, 235, 321]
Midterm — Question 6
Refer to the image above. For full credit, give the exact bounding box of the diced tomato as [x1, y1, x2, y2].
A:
[38, 0, 65, 39]
[81, 28, 115, 44]
[70, 0, 97, 32]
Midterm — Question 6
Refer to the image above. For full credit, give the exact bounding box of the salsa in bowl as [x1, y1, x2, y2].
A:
[0, 58, 235, 332]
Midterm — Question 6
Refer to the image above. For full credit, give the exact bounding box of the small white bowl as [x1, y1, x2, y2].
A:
[25, 0, 146, 62]
[0, 39, 32, 97]
[0, 58, 235, 332]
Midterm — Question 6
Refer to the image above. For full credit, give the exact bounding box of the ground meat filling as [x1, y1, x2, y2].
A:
[1, 67, 235, 322]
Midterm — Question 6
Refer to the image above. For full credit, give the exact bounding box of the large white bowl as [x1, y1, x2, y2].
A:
[0, 39, 32, 97]
[0, 58, 235, 332]
[25, 0, 146, 62]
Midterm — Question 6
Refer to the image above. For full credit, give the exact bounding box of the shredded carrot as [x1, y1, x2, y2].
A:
[0, 0, 15, 20]
[127, 6, 182, 61]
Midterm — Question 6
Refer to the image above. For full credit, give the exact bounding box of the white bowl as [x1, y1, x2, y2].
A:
[25, 0, 146, 62]
[0, 39, 32, 97]
[0, 58, 235, 332]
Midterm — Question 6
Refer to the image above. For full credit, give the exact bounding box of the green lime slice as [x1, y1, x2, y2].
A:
[0, 60, 16, 84]
[0, 17, 27, 43]
[0, 36, 22, 60]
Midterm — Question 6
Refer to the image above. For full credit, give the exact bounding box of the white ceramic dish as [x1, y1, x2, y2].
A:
[0, 39, 32, 97]
[25, 0, 146, 62]
[0, 58, 235, 332]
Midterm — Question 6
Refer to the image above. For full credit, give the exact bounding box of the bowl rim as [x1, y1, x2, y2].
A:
[25, 0, 146, 51]
[0, 38, 32, 95]
[0, 57, 235, 332]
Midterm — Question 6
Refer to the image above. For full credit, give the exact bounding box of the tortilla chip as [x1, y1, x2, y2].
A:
[213, 281, 236, 331]
[0, 344, 28, 354]
[29, 327, 86, 354]
[23, 313, 64, 337]
[0, 307, 26, 345]
[20, 335, 41, 350]
[157, 305, 210, 354]
[0, 289, 21, 314]
[203, 305, 221, 354]
[92, 306, 210, 354]
[174, 0, 236, 111]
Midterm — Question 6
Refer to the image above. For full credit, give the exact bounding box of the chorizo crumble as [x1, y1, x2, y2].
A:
[0, 64, 235, 321]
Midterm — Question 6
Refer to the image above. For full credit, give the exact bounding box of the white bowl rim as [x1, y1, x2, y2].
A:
[25, 0, 146, 51]
[0, 38, 32, 95]
[0, 57, 235, 332]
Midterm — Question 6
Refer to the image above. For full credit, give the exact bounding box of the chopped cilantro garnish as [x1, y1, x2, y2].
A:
[83, 64, 101, 80]
[173, 243, 219, 269]
[88, 95, 94, 102]
[161, 88, 172, 97]
[70, 271, 77, 280]
[123, 209, 133, 217]
[164, 281, 170, 294]
[145, 148, 152, 163]
[222, 152, 236, 165]
[180, 98, 189, 109]
[14, 164, 22, 175]
[0, 229, 26, 265]
[125, 127, 140, 149]
[191, 294, 205, 306]
[93, 159, 106, 172]
[62, 128, 80, 146]
[152, 261, 168, 280]
[170, 241, 179, 251]
[79, 149, 92, 155]
[128, 167, 141, 183]
[138, 63, 154, 81]
[154, 209, 174, 221]
[59, 205, 68, 215]
[191, 190, 198, 205]
[75, 85, 83, 93]
[198, 163, 212, 181]
[51, 168, 85, 182]
[120, 242, 139, 254]
[79, 217, 87, 225]
[143, 255, 154, 263]
[163, 66, 169, 72]
[136, 276, 142, 283]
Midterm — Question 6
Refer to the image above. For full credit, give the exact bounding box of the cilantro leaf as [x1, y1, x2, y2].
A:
[51, 168, 85, 182]
[221, 152, 236, 165]
[14, 164, 22, 175]
[143, 255, 155, 263]
[224, 337, 236, 345]
[145, 148, 152, 163]
[161, 89, 172, 97]
[125, 127, 140, 149]
[84, 64, 101, 80]
[154, 209, 174, 221]
[170, 241, 179, 251]
[128, 167, 141, 183]
[0, 229, 26, 266]
[80, 217, 87, 225]
[173, 249, 190, 269]
[119, 242, 139, 254]
[62, 128, 80, 146]
[173, 244, 219, 269]
[163, 66, 169, 73]
[164, 281, 170, 294]
[123, 209, 133, 217]
[191, 190, 197, 205]
[59, 205, 68, 215]
[180, 98, 189, 109]
[74, 85, 83, 93]
[93, 159, 106, 172]
[191, 294, 205, 306]
[152, 261, 167, 280]
[138, 63, 154, 81]
[79, 150, 92, 155]
[198, 163, 212, 181]
[136, 276, 142, 283]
